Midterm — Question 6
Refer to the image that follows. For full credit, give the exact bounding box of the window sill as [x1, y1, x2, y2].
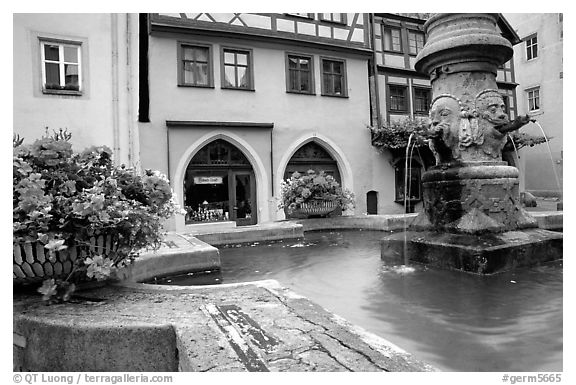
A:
[178, 84, 215, 89]
[221, 86, 255, 92]
[42, 89, 82, 96]
[528, 110, 544, 117]
[321, 93, 349, 98]
[383, 49, 404, 55]
[286, 90, 316, 96]
[389, 110, 409, 114]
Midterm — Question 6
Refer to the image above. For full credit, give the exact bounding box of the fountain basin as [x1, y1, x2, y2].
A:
[381, 228, 562, 275]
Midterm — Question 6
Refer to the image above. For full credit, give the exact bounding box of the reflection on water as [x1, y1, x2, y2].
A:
[157, 230, 563, 372]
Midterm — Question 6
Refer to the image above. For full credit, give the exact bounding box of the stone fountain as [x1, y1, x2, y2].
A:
[381, 14, 562, 274]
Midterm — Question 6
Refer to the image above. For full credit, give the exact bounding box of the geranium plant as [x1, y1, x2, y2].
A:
[279, 170, 355, 212]
[13, 129, 182, 302]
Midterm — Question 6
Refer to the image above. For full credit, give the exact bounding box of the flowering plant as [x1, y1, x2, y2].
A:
[279, 170, 355, 211]
[369, 118, 430, 151]
[13, 130, 182, 301]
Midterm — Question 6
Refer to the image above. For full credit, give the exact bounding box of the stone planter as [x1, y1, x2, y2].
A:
[286, 201, 341, 219]
[13, 233, 118, 285]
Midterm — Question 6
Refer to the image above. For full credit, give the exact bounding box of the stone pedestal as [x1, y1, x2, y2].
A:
[381, 229, 562, 275]
[411, 163, 537, 234]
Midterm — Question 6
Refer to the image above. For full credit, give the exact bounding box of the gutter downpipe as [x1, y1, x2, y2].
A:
[111, 14, 121, 164]
[370, 13, 383, 130]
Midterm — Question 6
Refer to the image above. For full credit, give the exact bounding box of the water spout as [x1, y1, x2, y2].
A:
[508, 133, 521, 174]
[533, 121, 562, 196]
[403, 133, 415, 267]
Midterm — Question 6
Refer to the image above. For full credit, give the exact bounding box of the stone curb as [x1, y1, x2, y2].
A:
[13, 281, 436, 372]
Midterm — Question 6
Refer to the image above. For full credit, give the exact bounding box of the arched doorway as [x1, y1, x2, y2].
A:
[283, 142, 341, 182]
[184, 139, 256, 226]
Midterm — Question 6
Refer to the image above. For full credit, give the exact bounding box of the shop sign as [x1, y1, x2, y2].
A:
[194, 176, 223, 185]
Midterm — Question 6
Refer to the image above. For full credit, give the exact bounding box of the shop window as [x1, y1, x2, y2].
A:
[286, 53, 315, 94]
[284, 142, 340, 182]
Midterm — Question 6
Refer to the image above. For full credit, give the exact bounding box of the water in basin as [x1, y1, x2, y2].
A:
[154, 230, 562, 372]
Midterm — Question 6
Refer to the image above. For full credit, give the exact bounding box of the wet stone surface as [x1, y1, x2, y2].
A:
[13, 281, 435, 372]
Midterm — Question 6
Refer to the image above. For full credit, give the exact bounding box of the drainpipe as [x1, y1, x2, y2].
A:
[370, 13, 383, 130]
[270, 130, 274, 196]
[125, 13, 137, 167]
[111, 14, 121, 164]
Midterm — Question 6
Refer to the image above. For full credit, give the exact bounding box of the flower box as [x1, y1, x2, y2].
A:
[285, 200, 341, 219]
[13, 234, 118, 285]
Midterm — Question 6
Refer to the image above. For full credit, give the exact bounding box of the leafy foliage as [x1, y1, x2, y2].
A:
[13, 130, 182, 302]
[370, 118, 430, 151]
[279, 170, 355, 211]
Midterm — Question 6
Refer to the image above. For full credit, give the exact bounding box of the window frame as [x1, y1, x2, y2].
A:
[407, 29, 425, 56]
[318, 13, 347, 25]
[177, 42, 214, 88]
[285, 53, 315, 95]
[526, 87, 541, 112]
[320, 57, 348, 98]
[388, 84, 409, 113]
[39, 39, 83, 95]
[382, 25, 403, 53]
[412, 87, 431, 115]
[525, 34, 538, 61]
[220, 46, 254, 91]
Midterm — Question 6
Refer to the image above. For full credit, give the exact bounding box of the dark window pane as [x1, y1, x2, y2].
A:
[300, 74, 310, 91]
[44, 44, 59, 61]
[323, 60, 331, 73]
[289, 69, 298, 90]
[195, 47, 208, 62]
[288, 56, 298, 68]
[45, 62, 60, 86]
[333, 75, 342, 95]
[183, 47, 194, 61]
[299, 58, 309, 70]
[63, 46, 78, 63]
[323, 75, 332, 94]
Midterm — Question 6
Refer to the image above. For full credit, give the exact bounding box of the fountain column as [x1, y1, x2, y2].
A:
[381, 14, 562, 274]
[412, 13, 536, 233]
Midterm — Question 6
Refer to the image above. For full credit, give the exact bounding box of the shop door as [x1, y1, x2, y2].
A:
[231, 171, 257, 226]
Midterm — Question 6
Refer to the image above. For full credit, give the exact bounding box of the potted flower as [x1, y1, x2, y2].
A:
[13, 130, 181, 301]
[279, 170, 355, 219]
